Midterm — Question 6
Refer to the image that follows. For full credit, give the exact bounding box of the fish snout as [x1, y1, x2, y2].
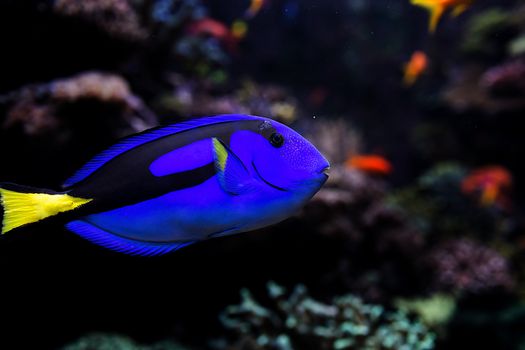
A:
[313, 159, 330, 183]
[318, 164, 330, 178]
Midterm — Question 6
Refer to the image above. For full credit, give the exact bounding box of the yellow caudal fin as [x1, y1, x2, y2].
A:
[0, 185, 92, 234]
[410, 0, 445, 33]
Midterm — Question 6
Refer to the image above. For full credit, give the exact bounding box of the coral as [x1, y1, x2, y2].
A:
[54, 0, 148, 41]
[426, 239, 514, 294]
[395, 294, 456, 328]
[443, 64, 525, 113]
[51, 72, 135, 104]
[481, 59, 525, 98]
[0, 71, 157, 184]
[148, 0, 206, 27]
[218, 282, 435, 350]
[446, 6, 525, 112]
[509, 34, 525, 56]
[3, 71, 156, 135]
[301, 119, 361, 166]
[235, 81, 299, 124]
[155, 76, 299, 123]
[461, 9, 514, 59]
[300, 167, 426, 301]
[387, 163, 511, 239]
[61, 333, 191, 350]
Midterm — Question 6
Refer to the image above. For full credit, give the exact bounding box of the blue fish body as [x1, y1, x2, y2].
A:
[1, 115, 329, 256]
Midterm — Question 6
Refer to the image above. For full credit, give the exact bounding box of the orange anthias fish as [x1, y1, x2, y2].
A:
[461, 166, 512, 207]
[245, 0, 266, 19]
[411, 0, 474, 33]
[345, 155, 392, 176]
[403, 51, 428, 86]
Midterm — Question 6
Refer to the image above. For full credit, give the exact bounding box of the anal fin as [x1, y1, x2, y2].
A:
[66, 220, 194, 256]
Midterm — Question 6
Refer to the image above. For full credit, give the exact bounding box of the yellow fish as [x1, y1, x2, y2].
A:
[411, 0, 473, 33]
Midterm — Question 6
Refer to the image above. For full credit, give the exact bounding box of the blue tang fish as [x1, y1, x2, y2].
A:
[0, 115, 329, 256]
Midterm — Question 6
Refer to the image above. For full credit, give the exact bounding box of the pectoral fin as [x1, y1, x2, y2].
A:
[212, 138, 253, 195]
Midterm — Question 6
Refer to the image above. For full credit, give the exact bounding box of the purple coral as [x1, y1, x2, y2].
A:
[481, 59, 525, 97]
[427, 239, 514, 294]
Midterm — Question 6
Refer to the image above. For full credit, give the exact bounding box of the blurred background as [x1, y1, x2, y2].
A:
[0, 0, 525, 349]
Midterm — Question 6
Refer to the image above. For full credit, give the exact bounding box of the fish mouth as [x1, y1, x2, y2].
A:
[252, 161, 287, 192]
[316, 165, 330, 181]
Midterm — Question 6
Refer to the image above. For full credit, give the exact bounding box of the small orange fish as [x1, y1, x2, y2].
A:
[403, 51, 428, 86]
[411, 0, 474, 33]
[345, 155, 392, 176]
[245, 0, 266, 19]
[461, 166, 512, 207]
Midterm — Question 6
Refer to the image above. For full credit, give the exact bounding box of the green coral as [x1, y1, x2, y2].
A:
[218, 282, 435, 350]
[61, 333, 191, 350]
[461, 8, 513, 58]
[395, 294, 457, 328]
[509, 33, 525, 56]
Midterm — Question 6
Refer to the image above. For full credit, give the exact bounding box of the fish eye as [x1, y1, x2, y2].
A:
[269, 132, 284, 147]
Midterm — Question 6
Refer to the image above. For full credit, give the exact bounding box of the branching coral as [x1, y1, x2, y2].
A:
[426, 239, 514, 294]
[61, 333, 191, 350]
[218, 282, 435, 350]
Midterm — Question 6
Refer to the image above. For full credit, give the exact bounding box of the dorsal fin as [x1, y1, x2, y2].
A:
[63, 114, 261, 188]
